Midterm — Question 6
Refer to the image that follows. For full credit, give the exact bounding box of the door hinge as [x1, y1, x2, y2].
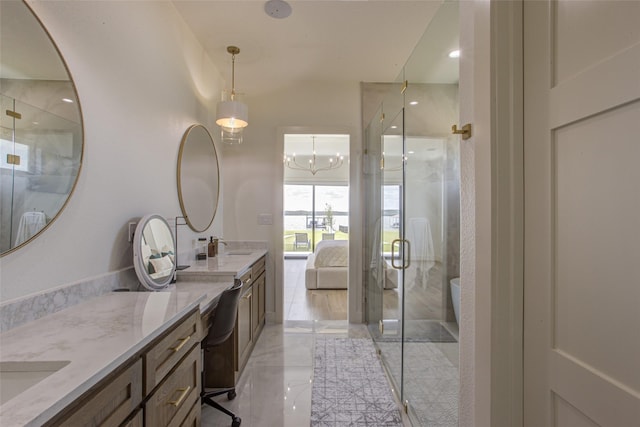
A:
[6, 154, 20, 165]
[403, 400, 409, 413]
[401, 80, 408, 94]
[6, 110, 22, 119]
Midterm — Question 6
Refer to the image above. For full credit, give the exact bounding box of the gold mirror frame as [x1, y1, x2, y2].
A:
[177, 125, 219, 232]
[0, 1, 84, 257]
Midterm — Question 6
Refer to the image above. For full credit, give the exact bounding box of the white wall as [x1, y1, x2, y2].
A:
[1, 1, 224, 301]
[221, 80, 362, 320]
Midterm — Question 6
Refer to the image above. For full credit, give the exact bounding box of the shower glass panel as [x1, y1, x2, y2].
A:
[0, 94, 81, 253]
[364, 105, 384, 334]
[364, 1, 460, 425]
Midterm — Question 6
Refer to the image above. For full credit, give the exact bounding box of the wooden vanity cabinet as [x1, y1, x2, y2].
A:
[47, 308, 202, 427]
[47, 358, 143, 427]
[205, 255, 266, 388]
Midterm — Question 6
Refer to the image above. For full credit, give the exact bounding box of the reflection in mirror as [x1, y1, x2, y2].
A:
[0, 0, 83, 256]
[133, 214, 176, 291]
[177, 125, 219, 232]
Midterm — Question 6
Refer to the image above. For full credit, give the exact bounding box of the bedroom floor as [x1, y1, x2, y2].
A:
[284, 258, 348, 320]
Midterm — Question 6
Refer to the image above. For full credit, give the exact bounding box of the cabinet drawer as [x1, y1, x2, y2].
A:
[145, 345, 201, 427]
[239, 268, 252, 286]
[144, 309, 200, 393]
[53, 358, 142, 427]
[123, 409, 143, 427]
[178, 401, 201, 427]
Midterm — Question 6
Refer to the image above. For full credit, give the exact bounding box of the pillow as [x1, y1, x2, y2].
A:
[148, 255, 173, 275]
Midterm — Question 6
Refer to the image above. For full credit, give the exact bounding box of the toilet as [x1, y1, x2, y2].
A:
[450, 278, 460, 325]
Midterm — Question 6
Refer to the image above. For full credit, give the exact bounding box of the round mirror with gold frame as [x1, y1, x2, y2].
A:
[0, 1, 84, 256]
[177, 124, 219, 232]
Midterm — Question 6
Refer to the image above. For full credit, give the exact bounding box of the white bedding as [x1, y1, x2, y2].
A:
[314, 240, 348, 267]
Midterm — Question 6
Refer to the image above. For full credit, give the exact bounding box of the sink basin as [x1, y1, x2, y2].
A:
[226, 251, 252, 256]
[0, 360, 70, 405]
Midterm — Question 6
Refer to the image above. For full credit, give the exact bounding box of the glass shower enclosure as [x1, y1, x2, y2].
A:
[363, 2, 460, 425]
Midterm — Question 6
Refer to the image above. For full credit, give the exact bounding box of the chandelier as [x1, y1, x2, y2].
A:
[284, 136, 344, 175]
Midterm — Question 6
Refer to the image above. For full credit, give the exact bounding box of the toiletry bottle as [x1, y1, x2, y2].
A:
[197, 237, 207, 260]
[208, 236, 216, 257]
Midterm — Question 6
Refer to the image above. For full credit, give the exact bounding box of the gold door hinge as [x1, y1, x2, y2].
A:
[401, 80, 408, 94]
[452, 123, 472, 140]
[380, 113, 385, 123]
[403, 400, 409, 413]
[6, 154, 20, 165]
[6, 110, 22, 119]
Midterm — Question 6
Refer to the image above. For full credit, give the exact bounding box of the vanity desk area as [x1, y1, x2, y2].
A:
[178, 249, 268, 389]
[0, 249, 267, 427]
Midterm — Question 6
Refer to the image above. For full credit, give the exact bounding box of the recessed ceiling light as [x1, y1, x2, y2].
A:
[62, 98, 73, 103]
[391, 125, 398, 129]
[448, 49, 460, 58]
[409, 101, 418, 106]
[265, 0, 292, 19]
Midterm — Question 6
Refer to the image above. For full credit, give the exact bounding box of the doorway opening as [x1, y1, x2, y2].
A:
[283, 133, 350, 321]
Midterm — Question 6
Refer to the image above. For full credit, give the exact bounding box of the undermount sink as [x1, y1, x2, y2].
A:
[226, 251, 252, 256]
[0, 360, 70, 405]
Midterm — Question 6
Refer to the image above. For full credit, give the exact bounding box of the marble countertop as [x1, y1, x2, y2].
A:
[177, 249, 267, 278]
[0, 280, 231, 427]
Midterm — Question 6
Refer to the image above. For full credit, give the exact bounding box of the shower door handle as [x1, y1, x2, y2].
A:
[390, 239, 411, 270]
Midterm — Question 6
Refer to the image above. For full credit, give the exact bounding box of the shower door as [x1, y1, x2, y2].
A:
[364, 77, 407, 398]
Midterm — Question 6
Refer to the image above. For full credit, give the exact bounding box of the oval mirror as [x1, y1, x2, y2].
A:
[0, 1, 84, 256]
[177, 125, 219, 232]
[133, 214, 176, 291]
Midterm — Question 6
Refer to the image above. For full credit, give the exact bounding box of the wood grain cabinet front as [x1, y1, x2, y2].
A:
[48, 358, 143, 427]
[144, 310, 201, 394]
[48, 308, 202, 427]
[144, 344, 201, 427]
[204, 255, 266, 388]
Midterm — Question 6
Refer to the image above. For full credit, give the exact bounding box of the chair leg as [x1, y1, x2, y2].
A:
[202, 393, 241, 426]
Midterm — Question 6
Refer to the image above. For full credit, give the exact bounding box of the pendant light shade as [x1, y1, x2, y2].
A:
[216, 46, 248, 144]
[215, 100, 248, 129]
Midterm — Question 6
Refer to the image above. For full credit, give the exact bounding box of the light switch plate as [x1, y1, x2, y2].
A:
[258, 213, 273, 225]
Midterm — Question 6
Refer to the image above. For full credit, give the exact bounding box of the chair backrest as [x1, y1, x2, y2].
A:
[204, 279, 243, 348]
[295, 233, 309, 242]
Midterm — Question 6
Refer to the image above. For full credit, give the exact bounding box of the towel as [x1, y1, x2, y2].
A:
[14, 211, 47, 246]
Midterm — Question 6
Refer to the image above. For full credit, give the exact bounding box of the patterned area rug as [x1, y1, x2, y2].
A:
[311, 338, 403, 426]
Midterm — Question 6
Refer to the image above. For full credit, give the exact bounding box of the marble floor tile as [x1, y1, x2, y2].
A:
[201, 320, 400, 427]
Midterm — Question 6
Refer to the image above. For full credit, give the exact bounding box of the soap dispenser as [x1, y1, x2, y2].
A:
[208, 236, 216, 257]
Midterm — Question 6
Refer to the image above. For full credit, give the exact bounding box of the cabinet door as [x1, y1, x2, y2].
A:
[237, 288, 253, 370]
[251, 279, 260, 337]
[256, 272, 265, 327]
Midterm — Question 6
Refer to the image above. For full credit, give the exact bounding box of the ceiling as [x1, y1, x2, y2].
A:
[171, 0, 446, 97]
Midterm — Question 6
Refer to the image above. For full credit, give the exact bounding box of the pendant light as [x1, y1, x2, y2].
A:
[216, 46, 248, 145]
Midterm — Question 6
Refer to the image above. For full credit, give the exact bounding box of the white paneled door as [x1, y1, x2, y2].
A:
[524, 1, 640, 426]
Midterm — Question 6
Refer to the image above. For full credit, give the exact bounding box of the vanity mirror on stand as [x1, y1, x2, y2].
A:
[133, 214, 176, 291]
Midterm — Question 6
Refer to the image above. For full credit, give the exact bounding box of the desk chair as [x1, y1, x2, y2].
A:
[201, 279, 243, 427]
